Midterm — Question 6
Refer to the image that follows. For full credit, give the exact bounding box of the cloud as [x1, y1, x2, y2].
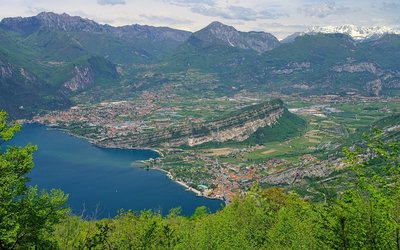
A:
[298, 1, 350, 18]
[191, 5, 287, 21]
[26, 6, 48, 15]
[139, 14, 193, 25]
[256, 22, 309, 40]
[381, 2, 400, 11]
[165, 0, 216, 7]
[381, 2, 400, 10]
[97, 0, 126, 6]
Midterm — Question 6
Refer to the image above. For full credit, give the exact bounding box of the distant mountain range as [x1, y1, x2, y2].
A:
[308, 25, 400, 41]
[0, 12, 399, 118]
[282, 25, 400, 43]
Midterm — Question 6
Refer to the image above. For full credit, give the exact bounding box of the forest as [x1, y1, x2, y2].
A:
[1, 110, 400, 250]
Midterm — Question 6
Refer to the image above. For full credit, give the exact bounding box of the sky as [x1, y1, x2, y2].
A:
[0, 0, 399, 39]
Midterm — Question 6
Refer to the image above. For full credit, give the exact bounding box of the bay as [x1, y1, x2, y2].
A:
[5, 124, 223, 218]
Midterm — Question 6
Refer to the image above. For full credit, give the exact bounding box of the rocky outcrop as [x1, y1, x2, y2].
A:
[0, 60, 37, 82]
[188, 108, 283, 146]
[0, 60, 13, 78]
[333, 62, 381, 74]
[272, 62, 311, 75]
[191, 21, 280, 53]
[365, 79, 382, 96]
[386, 79, 400, 89]
[262, 158, 345, 185]
[63, 66, 94, 92]
[20, 68, 36, 81]
[98, 99, 285, 148]
[332, 62, 400, 96]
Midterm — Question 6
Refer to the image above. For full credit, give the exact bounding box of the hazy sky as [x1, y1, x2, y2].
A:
[0, 0, 399, 39]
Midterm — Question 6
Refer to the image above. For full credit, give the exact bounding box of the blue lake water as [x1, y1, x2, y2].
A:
[6, 124, 223, 218]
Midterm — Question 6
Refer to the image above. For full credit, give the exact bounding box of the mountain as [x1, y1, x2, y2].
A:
[0, 12, 192, 61]
[0, 12, 192, 117]
[280, 32, 306, 44]
[0, 12, 400, 118]
[188, 21, 280, 53]
[253, 33, 400, 96]
[0, 12, 191, 42]
[164, 32, 400, 97]
[0, 12, 104, 33]
[307, 25, 400, 42]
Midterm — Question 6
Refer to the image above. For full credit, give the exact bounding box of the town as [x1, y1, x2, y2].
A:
[32, 87, 400, 202]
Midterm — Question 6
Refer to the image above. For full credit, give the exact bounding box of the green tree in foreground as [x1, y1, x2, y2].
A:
[0, 111, 69, 249]
[2, 108, 399, 249]
[316, 129, 400, 249]
[52, 129, 400, 250]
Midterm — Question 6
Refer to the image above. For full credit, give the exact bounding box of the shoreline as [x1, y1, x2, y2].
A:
[26, 122, 224, 203]
[154, 168, 225, 202]
[94, 143, 164, 158]
[27, 122, 164, 157]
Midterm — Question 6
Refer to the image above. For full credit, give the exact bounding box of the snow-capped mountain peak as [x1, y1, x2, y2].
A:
[308, 24, 400, 41]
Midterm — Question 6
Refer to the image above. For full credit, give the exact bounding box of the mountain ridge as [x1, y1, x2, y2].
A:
[282, 24, 400, 43]
[190, 21, 280, 53]
[1, 12, 400, 118]
[0, 12, 192, 41]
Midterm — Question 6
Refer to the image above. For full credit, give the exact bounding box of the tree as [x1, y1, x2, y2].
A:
[315, 129, 400, 249]
[0, 111, 69, 249]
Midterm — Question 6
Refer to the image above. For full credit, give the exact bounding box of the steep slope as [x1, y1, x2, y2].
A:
[163, 32, 400, 96]
[256, 33, 400, 96]
[0, 12, 191, 62]
[1, 13, 400, 118]
[0, 55, 71, 118]
[189, 21, 280, 53]
[0, 26, 119, 118]
[98, 99, 285, 148]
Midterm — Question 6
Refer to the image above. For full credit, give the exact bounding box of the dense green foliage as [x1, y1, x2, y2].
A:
[1, 110, 400, 249]
[0, 111, 69, 249]
[244, 109, 307, 145]
[48, 129, 399, 249]
[2, 14, 400, 118]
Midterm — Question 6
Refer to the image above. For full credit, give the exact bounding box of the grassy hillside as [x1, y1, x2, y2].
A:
[1, 17, 400, 118]
[244, 109, 307, 145]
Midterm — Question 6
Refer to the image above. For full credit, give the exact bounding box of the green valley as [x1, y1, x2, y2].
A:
[2, 10, 400, 249]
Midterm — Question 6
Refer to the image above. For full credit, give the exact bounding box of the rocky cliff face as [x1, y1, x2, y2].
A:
[333, 62, 381, 74]
[187, 109, 283, 146]
[0, 60, 13, 78]
[272, 62, 311, 75]
[98, 99, 285, 148]
[191, 21, 280, 53]
[0, 60, 36, 82]
[365, 79, 383, 96]
[332, 61, 400, 96]
[261, 158, 345, 185]
[19, 68, 36, 81]
[63, 66, 94, 92]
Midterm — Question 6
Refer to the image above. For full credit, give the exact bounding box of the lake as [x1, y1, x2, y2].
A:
[5, 124, 223, 218]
